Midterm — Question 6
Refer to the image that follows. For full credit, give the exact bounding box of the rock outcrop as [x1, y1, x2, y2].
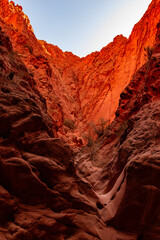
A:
[0, 0, 160, 143]
[0, 0, 82, 144]
[0, 0, 160, 239]
[75, 0, 160, 125]
[0, 26, 108, 240]
[75, 22, 160, 239]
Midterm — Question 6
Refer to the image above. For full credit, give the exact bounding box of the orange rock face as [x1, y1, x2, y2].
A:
[75, 0, 160, 125]
[0, 0, 82, 144]
[0, 26, 107, 240]
[0, 0, 160, 143]
[0, 1, 160, 239]
[76, 22, 160, 239]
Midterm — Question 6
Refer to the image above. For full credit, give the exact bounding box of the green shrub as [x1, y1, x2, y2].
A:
[87, 137, 94, 147]
[93, 118, 109, 137]
[81, 131, 94, 147]
[144, 46, 153, 61]
[23, 45, 33, 54]
[63, 118, 75, 130]
[82, 118, 109, 146]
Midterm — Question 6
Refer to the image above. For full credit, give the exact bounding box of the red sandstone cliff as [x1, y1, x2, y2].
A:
[0, 0, 160, 239]
[0, 28, 104, 239]
[75, 0, 160, 126]
[0, 16, 160, 240]
[0, 0, 160, 144]
[75, 22, 160, 239]
[0, 0, 82, 144]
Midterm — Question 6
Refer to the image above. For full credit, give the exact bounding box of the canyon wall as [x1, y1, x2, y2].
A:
[0, 0, 82, 144]
[75, 0, 160, 125]
[0, 14, 160, 240]
[75, 22, 160, 239]
[0, 27, 107, 240]
[0, 0, 160, 239]
[0, 0, 160, 143]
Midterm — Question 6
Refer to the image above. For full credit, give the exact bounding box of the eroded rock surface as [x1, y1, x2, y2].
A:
[75, 22, 160, 239]
[0, 27, 109, 240]
[0, 1, 160, 240]
[0, 0, 160, 142]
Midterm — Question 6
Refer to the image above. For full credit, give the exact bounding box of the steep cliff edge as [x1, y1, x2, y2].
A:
[0, 0, 159, 144]
[75, 22, 160, 239]
[75, 0, 160, 126]
[0, 0, 82, 144]
[0, 26, 108, 240]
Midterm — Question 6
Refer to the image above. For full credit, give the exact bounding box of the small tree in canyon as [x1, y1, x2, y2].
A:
[93, 118, 109, 137]
[82, 118, 109, 147]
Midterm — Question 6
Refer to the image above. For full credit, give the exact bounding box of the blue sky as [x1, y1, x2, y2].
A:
[12, 0, 151, 57]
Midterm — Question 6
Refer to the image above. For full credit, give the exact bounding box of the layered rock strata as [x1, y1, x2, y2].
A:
[0, 0, 160, 239]
[75, 21, 160, 239]
[0, 27, 108, 240]
[0, 0, 160, 143]
[0, 12, 160, 240]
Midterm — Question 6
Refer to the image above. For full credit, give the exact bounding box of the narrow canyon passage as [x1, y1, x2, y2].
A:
[0, 0, 160, 239]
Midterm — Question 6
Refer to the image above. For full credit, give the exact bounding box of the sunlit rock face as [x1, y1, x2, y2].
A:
[0, 26, 107, 240]
[0, 0, 160, 239]
[0, 0, 160, 144]
[75, 0, 160, 126]
[76, 22, 160, 239]
[0, 0, 82, 145]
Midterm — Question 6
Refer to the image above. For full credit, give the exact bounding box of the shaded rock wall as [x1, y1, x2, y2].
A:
[0, 27, 108, 240]
[0, 0, 82, 144]
[75, 22, 160, 239]
[0, 16, 160, 240]
[0, 0, 160, 143]
[0, 1, 159, 239]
